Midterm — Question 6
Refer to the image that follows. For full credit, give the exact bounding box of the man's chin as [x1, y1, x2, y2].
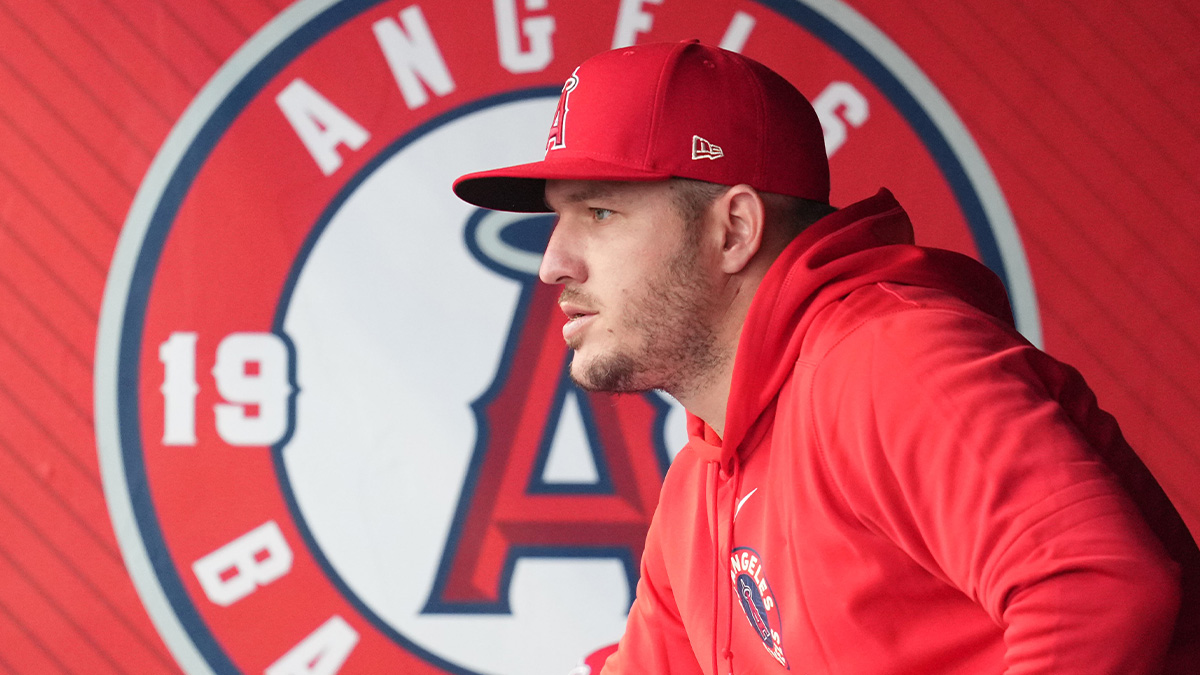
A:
[567, 355, 606, 392]
[569, 351, 648, 393]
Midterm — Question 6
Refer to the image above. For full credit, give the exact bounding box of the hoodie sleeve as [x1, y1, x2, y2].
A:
[813, 303, 1181, 674]
[601, 499, 705, 675]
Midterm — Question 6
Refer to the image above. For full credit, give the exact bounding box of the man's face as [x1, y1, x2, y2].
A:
[540, 179, 723, 396]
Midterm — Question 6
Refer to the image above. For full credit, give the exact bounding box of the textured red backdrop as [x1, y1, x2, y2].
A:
[0, 0, 1196, 672]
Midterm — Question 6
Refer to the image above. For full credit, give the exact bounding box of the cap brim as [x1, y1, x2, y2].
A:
[453, 156, 672, 213]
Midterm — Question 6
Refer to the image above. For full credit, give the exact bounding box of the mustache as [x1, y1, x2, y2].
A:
[558, 286, 600, 310]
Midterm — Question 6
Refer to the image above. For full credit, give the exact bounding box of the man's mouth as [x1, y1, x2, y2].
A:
[558, 290, 599, 344]
[561, 308, 596, 344]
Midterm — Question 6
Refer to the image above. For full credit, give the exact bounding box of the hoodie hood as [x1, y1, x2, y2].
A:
[689, 189, 1014, 465]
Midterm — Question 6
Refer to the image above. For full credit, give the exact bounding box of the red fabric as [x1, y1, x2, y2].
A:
[572, 644, 619, 674]
[601, 190, 1198, 674]
[453, 41, 829, 212]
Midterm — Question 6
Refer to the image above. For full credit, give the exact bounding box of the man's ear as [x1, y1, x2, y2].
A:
[715, 184, 766, 275]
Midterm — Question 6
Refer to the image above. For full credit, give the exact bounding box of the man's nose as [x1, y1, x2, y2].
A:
[538, 220, 584, 285]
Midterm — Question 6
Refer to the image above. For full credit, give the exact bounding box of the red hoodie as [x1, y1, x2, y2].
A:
[600, 190, 1198, 674]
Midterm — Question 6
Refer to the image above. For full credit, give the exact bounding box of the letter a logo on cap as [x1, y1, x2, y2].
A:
[546, 68, 580, 152]
[692, 135, 724, 160]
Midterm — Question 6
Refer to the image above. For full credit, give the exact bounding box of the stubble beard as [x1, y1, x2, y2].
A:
[568, 237, 725, 400]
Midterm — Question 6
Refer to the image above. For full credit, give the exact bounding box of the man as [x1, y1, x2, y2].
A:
[453, 41, 1198, 674]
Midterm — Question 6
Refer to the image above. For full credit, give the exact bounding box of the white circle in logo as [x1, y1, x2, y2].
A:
[281, 95, 647, 674]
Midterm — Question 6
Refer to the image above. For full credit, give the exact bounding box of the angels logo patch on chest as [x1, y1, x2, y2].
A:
[94, 1, 1034, 674]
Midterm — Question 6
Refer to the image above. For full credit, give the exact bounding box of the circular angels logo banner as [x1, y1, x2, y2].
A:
[96, 0, 1038, 673]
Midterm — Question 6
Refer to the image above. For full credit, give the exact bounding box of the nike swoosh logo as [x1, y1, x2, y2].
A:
[735, 488, 758, 521]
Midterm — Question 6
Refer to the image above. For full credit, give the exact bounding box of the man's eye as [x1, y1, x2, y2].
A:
[591, 208, 614, 221]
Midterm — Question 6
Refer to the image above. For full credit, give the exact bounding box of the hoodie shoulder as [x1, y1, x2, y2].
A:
[798, 280, 1022, 368]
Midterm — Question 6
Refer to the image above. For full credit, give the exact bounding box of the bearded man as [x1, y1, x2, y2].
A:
[453, 40, 1198, 675]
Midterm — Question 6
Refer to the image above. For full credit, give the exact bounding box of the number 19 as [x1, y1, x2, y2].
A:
[159, 332, 294, 447]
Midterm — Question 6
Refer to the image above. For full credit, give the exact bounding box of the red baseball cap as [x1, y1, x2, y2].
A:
[453, 40, 830, 212]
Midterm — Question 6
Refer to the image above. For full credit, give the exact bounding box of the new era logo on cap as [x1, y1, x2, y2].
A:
[691, 135, 723, 160]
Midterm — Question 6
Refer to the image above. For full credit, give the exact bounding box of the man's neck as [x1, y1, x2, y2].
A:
[680, 251, 777, 439]
[671, 297, 755, 440]
[674, 361, 734, 438]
